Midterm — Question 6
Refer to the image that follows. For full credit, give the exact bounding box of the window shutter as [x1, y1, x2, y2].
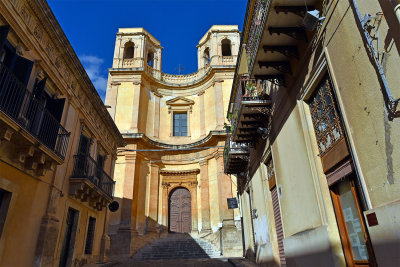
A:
[0, 25, 10, 51]
[13, 54, 33, 86]
[33, 78, 47, 99]
[46, 97, 65, 122]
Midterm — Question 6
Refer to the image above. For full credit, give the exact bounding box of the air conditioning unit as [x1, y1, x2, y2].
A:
[302, 10, 325, 31]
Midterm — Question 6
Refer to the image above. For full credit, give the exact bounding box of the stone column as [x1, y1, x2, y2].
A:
[214, 79, 225, 130]
[147, 164, 160, 231]
[189, 181, 199, 233]
[215, 149, 234, 224]
[199, 160, 211, 232]
[198, 91, 206, 137]
[130, 81, 141, 132]
[153, 92, 161, 138]
[161, 182, 170, 229]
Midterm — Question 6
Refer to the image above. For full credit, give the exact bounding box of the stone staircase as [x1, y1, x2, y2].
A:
[131, 233, 221, 261]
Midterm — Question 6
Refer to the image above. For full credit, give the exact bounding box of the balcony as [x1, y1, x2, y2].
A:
[70, 154, 114, 210]
[224, 134, 250, 174]
[0, 61, 70, 175]
[230, 78, 272, 143]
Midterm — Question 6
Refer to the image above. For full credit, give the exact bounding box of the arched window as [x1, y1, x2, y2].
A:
[147, 51, 154, 67]
[203, 47, 210, 65]
[221, 39, 232, 56]
[123, 42, 134, 59]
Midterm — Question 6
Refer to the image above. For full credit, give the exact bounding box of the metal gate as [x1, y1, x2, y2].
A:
[169, 187, 191, 233]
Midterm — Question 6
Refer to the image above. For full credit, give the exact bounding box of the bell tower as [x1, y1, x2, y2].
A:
[111, 28, 162, 71]
[197, 25, 240, 70]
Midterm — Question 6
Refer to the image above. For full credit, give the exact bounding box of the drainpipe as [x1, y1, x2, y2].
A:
[351, 0, 400, 120]
[394, 0, 400, 24]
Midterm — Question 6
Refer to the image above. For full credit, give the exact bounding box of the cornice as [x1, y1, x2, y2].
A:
[160, 169, 200, 176]
[122, 131, 226, 149]
[23, 0, 125, 149]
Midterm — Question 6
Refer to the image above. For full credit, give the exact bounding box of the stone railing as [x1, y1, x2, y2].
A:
[122, 58, 144, 68]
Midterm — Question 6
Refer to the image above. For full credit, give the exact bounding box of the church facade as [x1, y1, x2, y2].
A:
[105, 26, 243, 257]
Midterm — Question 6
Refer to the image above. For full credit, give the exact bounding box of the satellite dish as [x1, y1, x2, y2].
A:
[108, 201, 119, 212]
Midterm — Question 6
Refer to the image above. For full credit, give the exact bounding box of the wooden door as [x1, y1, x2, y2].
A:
[169, 188, 191, 233]
[330, 174, 376, 267]
[59, 208, 79, 267]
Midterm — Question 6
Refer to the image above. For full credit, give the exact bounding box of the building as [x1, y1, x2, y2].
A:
[225, 0, 400, 266]
[0, 1, 124, 266]
[105, 26, 243, 257]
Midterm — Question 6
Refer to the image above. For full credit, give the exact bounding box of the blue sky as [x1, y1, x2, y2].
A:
[47, 0, 247, 101]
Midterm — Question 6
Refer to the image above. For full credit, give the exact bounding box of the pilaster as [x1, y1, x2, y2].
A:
[130, 81, 141, 132]
[214, 79, 225, 130]
[198, 91, 206, 137]
[199, 160, 211, 232]
[215, 149, 234, 225]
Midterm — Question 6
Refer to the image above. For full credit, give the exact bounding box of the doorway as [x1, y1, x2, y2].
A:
[169, 187, 191, 233]
[59, 208, 79, 267]
[330, 173, 375, 266]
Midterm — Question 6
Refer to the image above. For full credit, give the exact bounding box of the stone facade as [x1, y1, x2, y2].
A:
[106, 26, 243, 257]
[0, 1, 123, 266]
[227, 0, 400, 266]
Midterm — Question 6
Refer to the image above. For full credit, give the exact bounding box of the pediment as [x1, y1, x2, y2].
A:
[166, 97, 194, 106]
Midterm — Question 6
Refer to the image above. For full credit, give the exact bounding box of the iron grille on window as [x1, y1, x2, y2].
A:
[173, 113, 187, 136]
[309, 75, 344, 156]
[84, 217, 96, 254]
[266, 157, 275, 180]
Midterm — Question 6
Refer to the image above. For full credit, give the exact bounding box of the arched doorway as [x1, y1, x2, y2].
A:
[168, 187, 191, 233]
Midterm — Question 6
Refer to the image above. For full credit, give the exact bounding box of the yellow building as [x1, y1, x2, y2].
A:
[225, 0, 400, 266]
[105, 26, 243, 257]
[0, 1, 123, 266]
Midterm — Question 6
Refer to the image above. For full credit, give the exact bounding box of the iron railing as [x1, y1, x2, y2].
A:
[0, 61, 70, 159]
[71, 154, 115, 199]
[246, 0, 271, 74]
[223, 133, 250, 173]
[229, 78, 270, 132]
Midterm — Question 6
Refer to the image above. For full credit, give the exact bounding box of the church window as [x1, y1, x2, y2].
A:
[123, 42, 134, 59]
[84, 217, 96, 254]
[221, 39, 232, 56]
[173, 112, 188, 136]
[309, 75, 344, 156]
[147, 51, 154, 67]
[204, 47, 210, 65]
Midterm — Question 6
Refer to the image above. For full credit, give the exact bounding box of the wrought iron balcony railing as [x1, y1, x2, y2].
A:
[224, 134, 250, 174]
[0, 61, 70, 159]
[246, 0, 271, 74]
[229, 77, 272, 143]
[71, 154, 115, 199]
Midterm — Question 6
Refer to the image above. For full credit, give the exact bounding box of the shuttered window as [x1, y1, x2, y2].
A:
[84, 217, 96, 254]
[266, 157, 286, 266]
[173, 113, 187, 136]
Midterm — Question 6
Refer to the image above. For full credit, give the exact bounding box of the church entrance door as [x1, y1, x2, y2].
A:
[169, 187, 191, 233]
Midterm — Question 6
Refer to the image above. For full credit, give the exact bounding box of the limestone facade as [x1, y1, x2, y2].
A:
[106, 26, 243, 257]
[227, 0, 400, 266]
[0, 1, 123, 266]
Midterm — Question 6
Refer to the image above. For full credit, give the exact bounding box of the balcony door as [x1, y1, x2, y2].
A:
[309, 74, 375, 266]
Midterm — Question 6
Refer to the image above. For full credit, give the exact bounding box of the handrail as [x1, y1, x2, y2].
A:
[0, 61, 70, 159]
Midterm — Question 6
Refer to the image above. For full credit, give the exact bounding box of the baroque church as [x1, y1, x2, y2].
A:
[105, 26, 243, 257]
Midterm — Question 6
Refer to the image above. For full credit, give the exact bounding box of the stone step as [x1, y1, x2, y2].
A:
[132, 233, 221, 261]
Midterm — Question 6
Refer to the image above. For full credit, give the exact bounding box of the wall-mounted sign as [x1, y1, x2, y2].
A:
[227, 197, 238, 209]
